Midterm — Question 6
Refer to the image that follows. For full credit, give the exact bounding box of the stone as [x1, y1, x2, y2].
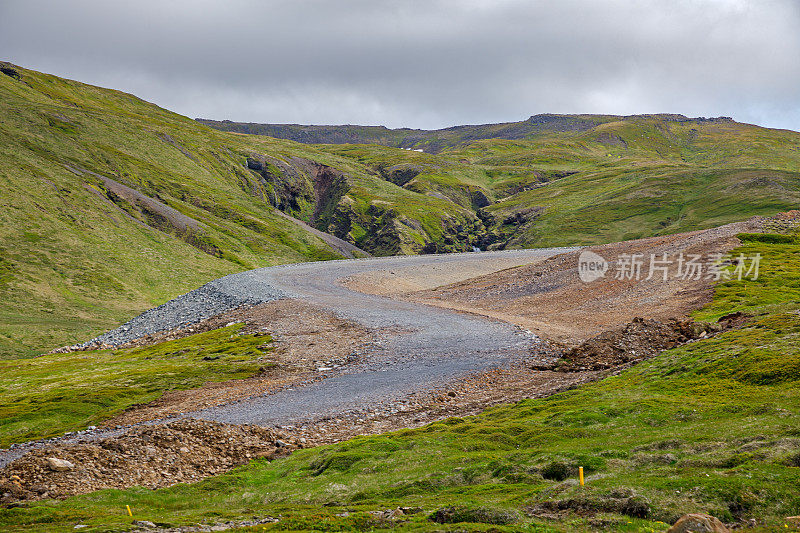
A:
[132, 520, 157, 528]
[246, 158, 263, 171]
[667, 513, 730, 533]
[45, 457, 75, 472]
[0, 65, 20, 80]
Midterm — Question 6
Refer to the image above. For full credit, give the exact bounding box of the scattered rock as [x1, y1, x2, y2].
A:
[132, 520, 157, 528]
[1, 419, 296, 503]
[667, 513, 729, 533]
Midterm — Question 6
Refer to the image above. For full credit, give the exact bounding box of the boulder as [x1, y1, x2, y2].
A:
[246, 157, 263, 171]
[45, 457, 75, 472]
[667, 513, 729, 533]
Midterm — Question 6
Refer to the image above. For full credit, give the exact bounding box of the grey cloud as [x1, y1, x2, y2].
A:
[1, 0, 799, 130]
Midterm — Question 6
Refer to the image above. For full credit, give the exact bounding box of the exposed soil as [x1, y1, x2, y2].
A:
[340, 252, 548, 296]
[104, 299, 376, 427]
[406, 219, 762, 343]
[551, 313, 749, 372]
[0, 419, 299, 503]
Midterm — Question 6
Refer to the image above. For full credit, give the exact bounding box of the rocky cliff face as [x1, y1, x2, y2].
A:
[242, 154, 482, 255]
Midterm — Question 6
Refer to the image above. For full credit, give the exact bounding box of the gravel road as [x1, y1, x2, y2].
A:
[94, 248, 575, 425]
[1, 249, 573, 466]
[188, 249, 575, 426]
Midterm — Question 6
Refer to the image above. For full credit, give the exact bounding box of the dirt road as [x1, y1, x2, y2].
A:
[190, 249, 574, 426]
[0, 248, 570, 470]
[1, 221, 763, 498]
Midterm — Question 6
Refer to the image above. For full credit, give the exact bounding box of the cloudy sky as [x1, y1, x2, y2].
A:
[1, 0, 799, 130]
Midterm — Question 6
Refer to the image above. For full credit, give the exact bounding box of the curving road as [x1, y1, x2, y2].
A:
[188, 248, 575, 426]
[0, 248, 576, 467]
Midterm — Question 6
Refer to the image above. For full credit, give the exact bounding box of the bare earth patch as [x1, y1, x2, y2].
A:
[340, 252, 551, 296]
[406, 219, 762, 344]
[104, 299, 376, 427]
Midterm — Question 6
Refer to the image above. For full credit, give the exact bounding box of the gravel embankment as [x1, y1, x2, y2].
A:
[78, 275, 286, 348]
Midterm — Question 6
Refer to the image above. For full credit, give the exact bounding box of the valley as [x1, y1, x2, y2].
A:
[1, 61, 799, 532]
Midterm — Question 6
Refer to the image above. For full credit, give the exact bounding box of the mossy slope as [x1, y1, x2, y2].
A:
[0, 64, 477, 357]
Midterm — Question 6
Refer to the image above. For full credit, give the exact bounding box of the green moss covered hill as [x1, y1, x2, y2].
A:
[204, 113, 800, 249]
[0, 62, 476, 358]
[5, 60, 800, 359]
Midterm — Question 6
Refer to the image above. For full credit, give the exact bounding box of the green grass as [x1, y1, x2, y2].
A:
[6, 63, 800, 358]
[0, 325, 272, 447]
[4, 238, 799, 531]
[0, 64, 482, 358]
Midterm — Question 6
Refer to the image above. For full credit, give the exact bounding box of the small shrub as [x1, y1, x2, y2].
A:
[784, 451, 800, 467]
[621, 496, 650, 518]
[541, 460, 576, 481]
[430, 505, 519, 525]
[738, 233, 798, 244]
[309, 451, 368, 476]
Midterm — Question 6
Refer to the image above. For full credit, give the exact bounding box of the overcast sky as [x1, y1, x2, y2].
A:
[1, 0, 799, 131]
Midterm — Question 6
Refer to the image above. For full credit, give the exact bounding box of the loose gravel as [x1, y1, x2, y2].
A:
[66, 250, 574, 426]
[8, 249, 571, 468]
[76, 275, 286, 348]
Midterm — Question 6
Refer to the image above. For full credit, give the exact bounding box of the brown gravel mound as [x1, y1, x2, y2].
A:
[554, 313, 748, 371]
[410, 219, 762, 343]
[0, 419, 299, 503]
[556, 317, 709, 371]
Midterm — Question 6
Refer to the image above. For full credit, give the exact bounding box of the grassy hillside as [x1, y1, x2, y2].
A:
[0, 63, 479, 357]
[209, 114, 800, 250]
[455, 118, 800, 248]
[6, 60, 800, 358]
[4, 235, 799, 531]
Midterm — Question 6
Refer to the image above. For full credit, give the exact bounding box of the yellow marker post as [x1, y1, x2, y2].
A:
[126, 505, 133, 517]
[579, 466, 585, 486]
